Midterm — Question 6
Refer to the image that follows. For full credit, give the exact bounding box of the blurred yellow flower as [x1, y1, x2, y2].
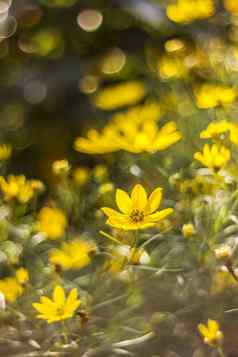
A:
[93, 165, 108, 182]
[194, 144, 230, 170]
[94, 81, 145, 110]
[182, 223, 196, 237]
[15, 268, 29, 285]
[0, 175, 43, 203]
[52, 159, 70, 175]
[167, 0, 215, 23]
[224, 0, 238, 13]
[33, 285, 80, 324]
[73, 167, 90, 186]
[194, 84, 237, 109]
[200, 120, 238, 145]
[37, 207, 67, 239]
[49, 240, 96, 270]
[198, 319, 223, 347]
[102, 184, 173, 230]
[159, 56, 187, 79]
[98, 182, 114, 195]
[0, 278, 23, 303]
[0, 144, 12, 161]
[211, 269, 238, 294]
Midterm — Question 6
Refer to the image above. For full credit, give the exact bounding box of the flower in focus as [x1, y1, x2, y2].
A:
[49, 239, 97, 270]
[198, 319, 223, 347]
[0, 144, 12, 161]
[37, 207, 67, 239]
[102, 184, 173, 230]
[52, 159, 71, 175]
[194, 84, 237, 109]
[200, 120, 238, 146]
[167, 0, 215, 23]
[194, 144, 230, 170]
[94, 81, 145, 110]
[0, 175, 43, 203]
[33, 285, 81, 323]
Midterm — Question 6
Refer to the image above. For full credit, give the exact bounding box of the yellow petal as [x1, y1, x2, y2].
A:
[116, 189, 132, 214]
[53, 285, 65, 306]
[148, 187, 162, 213]
[146, 208, 173, 222]
[198, 323, 208, 337]
[131, 184, 147, 211]
[208, 319, 219, 334]
[101, 207, 126, 219]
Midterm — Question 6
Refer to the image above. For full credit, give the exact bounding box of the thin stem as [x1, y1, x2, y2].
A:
[216, 346, 225, 357]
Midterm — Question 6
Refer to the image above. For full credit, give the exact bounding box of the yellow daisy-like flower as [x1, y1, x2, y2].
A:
[101, 184, 173, 230]
[198, 319, 223, 347]
[194, 144, 230, 170]
[49, 239, 96, 270]
[0, 277, 24, 303]
[94, 81, 145, 110]
[194, 84, 237, 109]
[37, 207, 67, 239]
[32, 285, 81, 324]
[167, 0, 215, 24]
[0, 144, 12, 161]
[200, 120, 238, 145]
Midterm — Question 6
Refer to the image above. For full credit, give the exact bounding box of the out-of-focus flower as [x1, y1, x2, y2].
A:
[194, 144, 230, 170]
[49, 240, 96, 270]
[198, 319, 223, 347]
[98, 182, 114, 195]
[0, 144, 12, 161]
[33, 285, 80, 324]
[224, 0, 238, 13]
[0, 175, 43, 204]
[200, 120, 238, 146]
[214, 245, 232, 261]
[52, 159, 70, 175]
[37, 207, 67, 239]
[159, 56, 187, 79]
[15, 268, 29, 285]
[0, 278, 23, 303]
[105, 244, 150, 273]
[194, 84, 237, 109]
[182, 223, 196, 237]
[102, 184, 173, 230]
[94, 81, 146, 110]
[211, 268, 238, 293]
[73, 167, 90, 186]
[167, 0, 215, 23]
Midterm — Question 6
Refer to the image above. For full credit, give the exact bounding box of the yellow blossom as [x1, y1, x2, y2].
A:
[167, 0, 215, 23]
[198, 319, 223, 347]
[73, 167, 90, 186]
[98, 182, 114, 195]
[194, 144, 230, 170]
[211, 269, 238, 294]
[94, 81, 146, 110]
[0, 175, 43, 203]
[15, 268, 29, 285]
[0, 277, 24, 303]
[52, 159, 70, 175]
[224, 0, 238, 13]
[33, 285, 81, 324]
[93, 165, 108, 182]
[200, 120, 238, 145]
[101, 184, 173, 230]
[0, 144, 12, 161]
[49, 240, 96, 270]
[159, 55, 187, 79]
[182, 223, 196, 237]
[194, 84, 237, 109]
[37, 207, 67, 239]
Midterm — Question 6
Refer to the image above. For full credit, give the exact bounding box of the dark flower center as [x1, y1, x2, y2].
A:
[130, 209, 144, 223]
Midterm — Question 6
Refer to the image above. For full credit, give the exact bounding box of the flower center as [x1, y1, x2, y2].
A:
[130, 209, 144, 223]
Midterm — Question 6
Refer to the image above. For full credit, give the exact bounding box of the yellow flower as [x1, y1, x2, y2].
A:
[49, 240, 96, 270]
[198, 319, 223, 347]
[37, 207, 67, 239]
[167, 0, 215, 23]
[73, 167, 90, 186]
[194, 84, 237, 109]
[159, 55, 187, 79]
[211, 269, 238, 294]
[33, 285, 81, 324]
[224, 0, 238, 13]
[98, 182, 114, 195]
[94, 81, 145, 110]
[52, 159, 70, 175]
[0, 175, 43, 203]
[200, 120, 238, 145]
[15, 268, 29, 285]
[194, 144, 230, 170]
[101, 184, 173, 230]
[0, 277, 23, 303]
[182, 223, 196, 237]
[0, 144, 12, 161]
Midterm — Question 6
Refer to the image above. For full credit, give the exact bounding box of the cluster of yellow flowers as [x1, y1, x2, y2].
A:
[74, 102, 182, 154]
[0, 268, 29, 303]
[166, 0, 215, 23]
[0, 175, 44, 203]
[194, 84, 237, 109]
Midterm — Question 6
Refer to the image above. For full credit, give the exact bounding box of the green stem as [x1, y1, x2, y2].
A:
[61, 321, 69, 345]
[216, 346, 225, 357]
